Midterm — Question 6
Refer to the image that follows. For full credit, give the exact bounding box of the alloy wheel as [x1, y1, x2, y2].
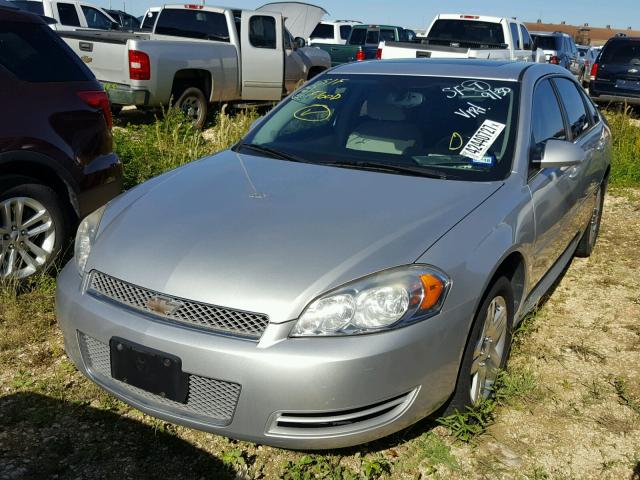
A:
[469, 295, 508, 403]
[180, 96, 202, 123]
[0, 197, 56, 279]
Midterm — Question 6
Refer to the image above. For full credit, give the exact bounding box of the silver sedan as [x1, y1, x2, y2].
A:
[56, 59, 611, 449]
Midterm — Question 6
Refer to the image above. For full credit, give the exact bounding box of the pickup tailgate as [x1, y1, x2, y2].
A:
[59, 31, 151, 85]
[380, 41, 510, 60]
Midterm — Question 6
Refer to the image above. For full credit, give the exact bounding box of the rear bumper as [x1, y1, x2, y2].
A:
[78, 153, 123, 218]
[105, 84, 150, 107]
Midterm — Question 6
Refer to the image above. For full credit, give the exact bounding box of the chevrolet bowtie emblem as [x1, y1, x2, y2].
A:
[146, 295, 183, 316]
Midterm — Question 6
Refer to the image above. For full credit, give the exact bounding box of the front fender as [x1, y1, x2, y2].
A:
[415, 179, 535, 363]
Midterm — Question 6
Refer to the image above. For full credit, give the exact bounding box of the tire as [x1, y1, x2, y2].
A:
[111, 105, 123, 116]
[444, 276, 515, 414]
[0, 177, 67, 280]
[575, 182, 606, 258]
[175, 87, 208, 129]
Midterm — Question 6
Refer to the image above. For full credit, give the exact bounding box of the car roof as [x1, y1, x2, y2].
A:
[332, 58, 563, 82]
[0, 0, 44, 22]
[530, 31, 568, 37]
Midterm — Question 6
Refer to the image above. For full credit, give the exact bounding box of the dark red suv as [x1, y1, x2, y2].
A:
[0, 2, 122, 280]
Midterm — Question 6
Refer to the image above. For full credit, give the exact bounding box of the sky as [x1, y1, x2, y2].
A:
[93, 0, 639, 31]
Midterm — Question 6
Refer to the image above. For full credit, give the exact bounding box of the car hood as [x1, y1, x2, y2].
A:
[89, 151, 502, 322]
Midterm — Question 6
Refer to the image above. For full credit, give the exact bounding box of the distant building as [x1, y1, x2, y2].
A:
[525, 21, 640, 46]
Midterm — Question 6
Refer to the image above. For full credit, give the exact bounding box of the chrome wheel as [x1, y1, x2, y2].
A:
[469, 295, 508, 403]
[0, 197, 56, 279]
[180, 96, 201, 122]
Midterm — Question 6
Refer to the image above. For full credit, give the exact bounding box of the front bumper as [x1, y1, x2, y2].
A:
[55, 264, 467, 449]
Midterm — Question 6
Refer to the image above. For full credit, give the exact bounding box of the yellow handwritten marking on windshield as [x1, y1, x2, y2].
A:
[449, 132, 464, 151]
[294, 104, 332, 122]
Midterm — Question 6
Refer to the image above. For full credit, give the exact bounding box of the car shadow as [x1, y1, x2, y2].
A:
[632, 461, 640, 480]
[0, 392, 235, 480]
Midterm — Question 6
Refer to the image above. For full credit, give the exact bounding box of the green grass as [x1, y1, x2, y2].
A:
[113, 105, 258, 189]
[604, 107, 640, 187]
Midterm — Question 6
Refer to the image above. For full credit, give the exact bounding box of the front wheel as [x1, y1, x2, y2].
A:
[444, 276, 514, 413]
[175, 87, 208, 129]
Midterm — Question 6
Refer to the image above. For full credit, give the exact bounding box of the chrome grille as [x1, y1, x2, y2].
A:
[87, 271, 269, 339]
[78, 332, 241, 426]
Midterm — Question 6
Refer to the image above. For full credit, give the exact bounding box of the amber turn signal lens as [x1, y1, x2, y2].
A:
[419, 274, 444, 310]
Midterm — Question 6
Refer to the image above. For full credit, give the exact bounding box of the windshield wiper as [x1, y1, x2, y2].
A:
[236, 143, 307, 164]
[324, 160, 455, 180]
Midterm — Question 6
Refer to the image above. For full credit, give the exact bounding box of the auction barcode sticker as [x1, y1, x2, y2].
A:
[460, 120, 506, 162]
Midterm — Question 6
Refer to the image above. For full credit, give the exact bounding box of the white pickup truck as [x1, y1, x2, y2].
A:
[379, 14, 544, 63]
[59, 4, 330, 128]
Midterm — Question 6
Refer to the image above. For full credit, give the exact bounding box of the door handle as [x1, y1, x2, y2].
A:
[330, 47, 338, 51]
[79, 41, 93, 52]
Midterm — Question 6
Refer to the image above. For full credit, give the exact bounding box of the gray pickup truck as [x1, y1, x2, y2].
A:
[60, 4, 330, 127]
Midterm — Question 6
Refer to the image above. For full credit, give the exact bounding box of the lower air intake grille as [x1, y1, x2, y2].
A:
[78, 332, 240, 426]
[87, 271, 269, 340]
[267, 389, 417, 437]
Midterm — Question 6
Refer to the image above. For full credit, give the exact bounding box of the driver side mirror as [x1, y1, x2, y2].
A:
[110, 21, 121, 30]
[535, 139, 586, 168]
[293, 37, 306, 49]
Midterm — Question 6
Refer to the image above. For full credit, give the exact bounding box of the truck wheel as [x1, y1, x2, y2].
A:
[175, 87, 208, 129]
[0, 177, 67, 280]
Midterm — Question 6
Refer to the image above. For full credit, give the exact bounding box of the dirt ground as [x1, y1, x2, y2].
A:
[0, 190, 639, 480]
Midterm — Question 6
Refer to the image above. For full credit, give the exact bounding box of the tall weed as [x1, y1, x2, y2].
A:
[604, 107, 640, 187]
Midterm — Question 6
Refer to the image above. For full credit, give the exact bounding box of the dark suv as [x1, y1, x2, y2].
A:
[590, 37, 640, 105]
[531, 31, 580, 76]
[0, 2, 122, 279]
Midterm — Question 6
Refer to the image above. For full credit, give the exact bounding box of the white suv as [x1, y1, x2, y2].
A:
[309, 20, 361, 45]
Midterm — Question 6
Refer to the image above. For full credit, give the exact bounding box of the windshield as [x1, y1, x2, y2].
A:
[240, 74, 519, 181]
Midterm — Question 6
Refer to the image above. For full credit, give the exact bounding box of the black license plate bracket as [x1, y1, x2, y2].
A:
[110, 337, 189, 403]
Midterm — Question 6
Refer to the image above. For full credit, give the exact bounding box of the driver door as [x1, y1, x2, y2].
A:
[240, 11, 285, 101]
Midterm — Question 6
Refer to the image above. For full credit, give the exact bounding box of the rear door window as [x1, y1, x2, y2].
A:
[310, 23, 333, 39]
[140, 10, 158, 31]
[249, 15, 276, 49]
[57, 2, 81, 26]
[509, 23, 521, 49]
[0, 21, 90, 82]
[155, 9, 230, 41]
[520, 25, 532, 49]
[339, 25, 351, 40]
[81, 6, 113, 29]
[601, 41, 640, 65]
[553, 78, 591, 138]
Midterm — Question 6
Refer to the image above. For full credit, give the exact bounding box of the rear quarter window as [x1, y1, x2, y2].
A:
[0, 21, 91, 82]
[57, 3, 80, 27]
[553, 78, 590, 139]
[339, 25, 351, 40]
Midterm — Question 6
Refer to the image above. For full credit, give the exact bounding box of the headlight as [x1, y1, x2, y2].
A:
[74, 206, 106, 274]
[291, 265, 450, 337]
